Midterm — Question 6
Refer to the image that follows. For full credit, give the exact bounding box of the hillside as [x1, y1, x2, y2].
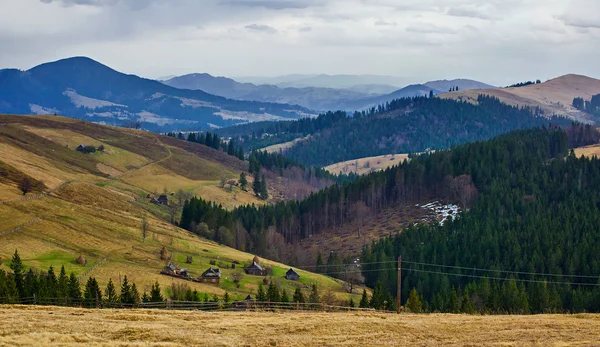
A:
[424, 78, 495, 91]
[0, 114, 357, 301]
[324, 154, 409, 175]
[4, 306, 600, 347]
[440, 74, 600, 123]
[0, 57, 314, 132]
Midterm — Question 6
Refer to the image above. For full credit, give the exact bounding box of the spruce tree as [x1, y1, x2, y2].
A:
[131, 283, 141, 305]
[359, 289, 369, 308]
[9, 250, 24, 298]
[237, 147, 244, 161]
[105, 279, 118, 303]
[406, 288, 422, 313]
[315, 252, 324, 274]
[308, 284, 320, 304]
[259, 175, 269, 200]
[227, 140, 235, 156]
[281, 288, 289, 303]
[57, 266, 69, 303]
[120, 276, 132, 305]
[239, 172, 248, 191]
[252, 173, 261, 196]
[46, 266, 58, 299]
[150, 281, 163, 302]
[68, 273, 81, 304]
[293, 287, 305, 303]
[84, 277, 102, 306]
[24, 268, 37, 298]
[142, 292, 150, 303]
[257, 284, 267, 302]
[223, 291, 230, 303]
[267, 282, 280, 302]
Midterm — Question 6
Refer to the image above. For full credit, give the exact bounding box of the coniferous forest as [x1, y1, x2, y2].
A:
[181, 125, 600, 313]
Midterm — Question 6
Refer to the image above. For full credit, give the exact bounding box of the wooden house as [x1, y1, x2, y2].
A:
[199, 267, 221, 284]
[285, 268, 300, 281]
[161, 263, 191, 279]
[158, 194, 169, 205]
[244, 261, 265, 276]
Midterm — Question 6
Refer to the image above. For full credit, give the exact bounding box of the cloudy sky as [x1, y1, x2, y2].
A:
[1, 0, 599, 86]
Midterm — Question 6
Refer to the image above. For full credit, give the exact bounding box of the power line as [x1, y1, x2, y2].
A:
[402, 260, 600, 279]
[404, 267, 600, 287]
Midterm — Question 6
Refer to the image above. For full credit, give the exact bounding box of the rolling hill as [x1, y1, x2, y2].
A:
[324, 154, 409, 176]
[0, 114, 358, 301]
[440, 74, 600, 123]
[0, 57, 314, 132]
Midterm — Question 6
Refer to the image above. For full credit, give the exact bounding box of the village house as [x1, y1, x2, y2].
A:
[161, 263, 190, 279]
[157, 194, 169, 205]
[199, 267, 221, 284]
[244, 261, 265, 276]
[285, 268, 300, 281]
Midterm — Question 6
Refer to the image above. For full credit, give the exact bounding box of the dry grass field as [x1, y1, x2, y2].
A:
[325, 154, 409, 176]
[440, 74, 600, 122]
[1, 305, 600, 347]
[575, 144, 600, 159]
[262, 135, 310, 154]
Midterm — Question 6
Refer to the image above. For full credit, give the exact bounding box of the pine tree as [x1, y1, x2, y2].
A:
[281, 288, 289, 303]
[142, 292, 150, 303]
[57, 266, 69, 303]
[293, 287, 305, 303]
[448, 287, 460, 313]
[24, 268, 37, 298]
[131, 283, 141, 306]
[237, 147, 245, 161]
[359, 289, 369, 308]
[257, 284, 267, 302]
[68, 273, 81, 304]
[267, 283, 280, 302]
[369, 281, 385, 310]
[252, 173, 261, 197]
[315, 252, 324, 274]
[309, 284, 320, 304]
[120, 276, 132, 305]
[105, 279, 118, 303]
[46, 266, 58, 299]
[259, 175, 269, 200]
[239, 172, 248, 191]
[84, 277, 102, 307]
[348, 298, 355, 308]
[406, 288, 422, 313]
[227, 140, 235, 156]
[150, 281, 163, 302]
[223, 291, 230, 303]
[460, 289, 475, 314]
[9, 250, 24, 298]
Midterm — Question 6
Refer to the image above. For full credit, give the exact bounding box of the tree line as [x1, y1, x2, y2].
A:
[573, 94, 600, 116]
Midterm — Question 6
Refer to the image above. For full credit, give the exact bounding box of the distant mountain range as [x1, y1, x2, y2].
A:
[164, 73, 496, 111]
[233, 74, 408, 89]
[0, 57, 313, 131]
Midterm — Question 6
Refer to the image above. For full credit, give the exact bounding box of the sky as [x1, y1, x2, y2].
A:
[0, 0, 599, 86]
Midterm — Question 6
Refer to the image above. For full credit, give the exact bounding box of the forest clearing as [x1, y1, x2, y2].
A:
[1, 305, 600, 346]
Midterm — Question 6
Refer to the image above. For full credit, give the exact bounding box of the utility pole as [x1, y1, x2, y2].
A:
[397, 255, 402, 314]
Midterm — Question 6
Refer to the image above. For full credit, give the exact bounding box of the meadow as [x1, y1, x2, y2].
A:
[1, 305, 600, 346]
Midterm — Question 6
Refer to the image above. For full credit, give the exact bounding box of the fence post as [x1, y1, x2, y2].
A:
[33, 293, 36, 305]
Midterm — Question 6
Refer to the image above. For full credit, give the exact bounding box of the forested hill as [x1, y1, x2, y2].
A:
[285, 95, 568, 166]
[180, 125, 600, 312]
[362, 127, 600, 313]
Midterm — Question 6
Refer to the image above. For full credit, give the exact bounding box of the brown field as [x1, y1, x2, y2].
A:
[440, 74, 600, 122]
[1, 305, 600, 347]
[575, 144, 600, 159]
[325, 154, 409, 176]
[262, 135, 310, 154]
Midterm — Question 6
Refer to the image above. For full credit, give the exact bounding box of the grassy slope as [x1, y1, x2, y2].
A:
[439, 74, 600, 122]
[0, 114, 360, 301]
[324, 153, 409, 176]
[2, 306, 600, 346]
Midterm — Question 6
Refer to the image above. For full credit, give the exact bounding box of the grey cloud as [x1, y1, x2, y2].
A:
[245, 24, 278, 34]
[298, 26, 312, 32]
[375, 19, 397, 26]
[558, 16, 600, 29]
[447, 5, 498, 20]
[406, 23, 457, 34]
[222, 0, 316, 10]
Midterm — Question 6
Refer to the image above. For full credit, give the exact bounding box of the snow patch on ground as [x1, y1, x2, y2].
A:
[417, 201, 460, 225]
[284, 109, 319, 118]
[29, 104, 60, 115]
[63, 89, 127, 109]
[216, 111, 287, 122]
[136, 111, 198, 126]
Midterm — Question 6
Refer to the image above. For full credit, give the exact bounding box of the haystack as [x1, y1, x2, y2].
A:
[76, 255, 87, 265]
[160, 246, 169, 260]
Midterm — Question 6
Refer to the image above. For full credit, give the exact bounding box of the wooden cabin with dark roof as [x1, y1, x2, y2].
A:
[244, 261, 265, 276]
[199, 267, 221, 284]
[285, 268, 300, 281]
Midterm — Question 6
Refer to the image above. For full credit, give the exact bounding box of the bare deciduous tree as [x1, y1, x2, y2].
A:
[231, 271, 243, 288]
[341, 264, 365, 293]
